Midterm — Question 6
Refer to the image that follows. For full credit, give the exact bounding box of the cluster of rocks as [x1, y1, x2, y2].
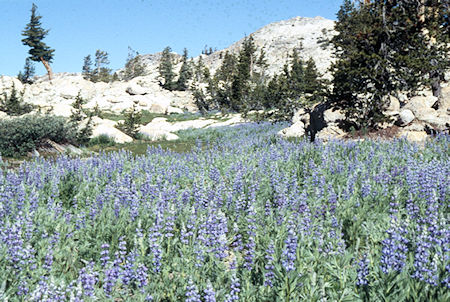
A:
[279, 85, 450, 143]
[0, 75, 196, 117]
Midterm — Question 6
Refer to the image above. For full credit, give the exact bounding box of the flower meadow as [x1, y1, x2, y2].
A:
[0, 123, 449, 301]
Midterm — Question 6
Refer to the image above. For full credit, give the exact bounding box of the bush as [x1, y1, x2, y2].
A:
[88, 134, 116, 147]
[0, 114, 77, 157]
[0, 83, 34, 116]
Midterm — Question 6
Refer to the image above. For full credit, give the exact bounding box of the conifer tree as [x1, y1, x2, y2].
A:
[231, 35, 257, 111]
[93, 50, 112, 82]
[216, 51, 237, 83]
[21, 4, 55, 81]
[159, 46, 176, 91]
[331, 0, 449, 129]
[17, 58, 35, 84]
[123, 47, 146, 81]
[176, 48, 192, 91]
[82, 55, 93, 81]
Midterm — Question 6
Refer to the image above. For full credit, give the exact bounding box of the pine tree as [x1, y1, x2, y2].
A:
[176, 48, 192, 91]
[216, 51, 237, 83]
[82, 55, 93, 81]
[330, 1, 394, 129]
[331, 0, 449, 130]
[21, 4, 55, 81]
[92, 50, 112, 82]
[231, 35, 257, 111]
[123, 47, 146, 81]
[17, 58, 35, 84]
[0, 83, 33, 116]
[116, 102, 143, 139]
[159, 46, 176, 91]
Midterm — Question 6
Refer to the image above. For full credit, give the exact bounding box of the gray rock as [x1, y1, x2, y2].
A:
[398, 109, 415, 126]
[278, 121, 306, 138]
[323, 108, 344, 124]
[404, 95, 438, 116]
[126, 84, 148, 95]
[316, 125, 345, 141]
[386, 95, 400, 113]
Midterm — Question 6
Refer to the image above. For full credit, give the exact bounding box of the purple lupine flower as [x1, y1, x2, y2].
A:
[44, 250, 54, 271]
[79, 262, 98, 297]
[264, 243, 276, 287]
[411, 229, 439, 286]
[203, 281, 216, 302]
[103, 265, 119, 296]
[380, 218, 409, 274]
[148, 217, 163, 273]
[356, 254, 370, 286]
[185, 279, 201, 302]
[244, 205, 257, 270]
[121, 251, 137, 286]
[118, 237, 127, 263]
[136, 263, 149, 289]
[100, 243, 110, 267]
[282, 221, 298, 272]
[225, 274, 241, 302]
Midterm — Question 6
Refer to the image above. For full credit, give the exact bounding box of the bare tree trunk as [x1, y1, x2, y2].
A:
[40, 57, 53, 81]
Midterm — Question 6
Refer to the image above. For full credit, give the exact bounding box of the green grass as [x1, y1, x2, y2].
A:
[95, 110, 229, 125]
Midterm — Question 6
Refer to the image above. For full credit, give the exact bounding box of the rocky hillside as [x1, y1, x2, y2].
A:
[200, 16, 336, 77]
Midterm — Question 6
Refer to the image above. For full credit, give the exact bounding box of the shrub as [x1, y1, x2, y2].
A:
[0, 83, 34, 116]
[0, 114, 77, 157]
[88, 134, 116, 147]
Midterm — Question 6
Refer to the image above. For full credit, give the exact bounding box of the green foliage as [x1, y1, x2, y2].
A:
[262, 51, 326, 122]
[88, 134, 116, 147]
[122, 47, 147, 81]
[0, 83, 34, 116]
[83, 50, 113, 82]
[115, 102, 143, 138]
[81, 54, 93, 80]
[58, 172, 80, 209]
[17, 58, 35, 84]
[0, 114, 77, 157]
[330, 0, 449, 130]
[159, 46, 176, 91]
[230, 35, 258, 111]
[21, 3, 54, 79]
[175, 48, 193, 91]
[69, 92, 94, 145]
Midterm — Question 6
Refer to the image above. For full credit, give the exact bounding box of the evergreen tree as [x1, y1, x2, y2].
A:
[194, 56, 210, 83]
[116, 102, 143, 139]
[92, 50, 112, 82]
[21, 4, 55, 81]
[82, 55, 93, 81]
[123, 47, 146, 81]
[17, 58, 35, 84]
[176, 48, 192, 91]
[0, 83, 33, 116]
[215, 51, 237, 83]
[231, 35, 257, 111]
[331, 0, 449, 130]
[159, 46, 176, 91]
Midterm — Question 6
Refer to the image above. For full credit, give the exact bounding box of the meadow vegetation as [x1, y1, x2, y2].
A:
[0, 123, 448, 301]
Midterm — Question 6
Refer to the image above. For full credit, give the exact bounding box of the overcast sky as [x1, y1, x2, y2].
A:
[1, 0, 343, 76]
